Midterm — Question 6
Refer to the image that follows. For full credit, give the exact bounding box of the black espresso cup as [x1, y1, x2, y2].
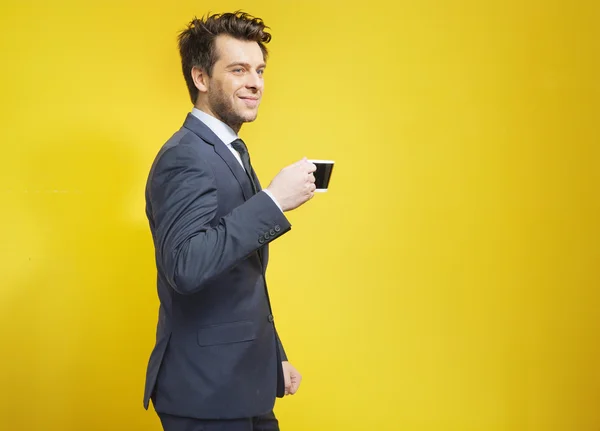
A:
[308, 159, 335, 192]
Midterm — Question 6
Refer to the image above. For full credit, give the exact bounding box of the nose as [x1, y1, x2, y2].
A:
[245, 70, 264, 92]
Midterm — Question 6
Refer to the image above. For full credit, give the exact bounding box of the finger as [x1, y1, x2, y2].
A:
[293, 157, 308, 167]
[307, 162, 317, 173]
[284, 372, 291, 395]
[308, 173, 315, 183]
[291, 374, 302, 394]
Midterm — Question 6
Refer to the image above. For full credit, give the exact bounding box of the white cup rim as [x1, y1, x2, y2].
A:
[307, 159, 335, 164]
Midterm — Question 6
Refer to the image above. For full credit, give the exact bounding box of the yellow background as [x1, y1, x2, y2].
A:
[1, 1, 598, 430]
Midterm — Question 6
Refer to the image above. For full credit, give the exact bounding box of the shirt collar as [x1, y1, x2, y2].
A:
[191, 107, 239, 146]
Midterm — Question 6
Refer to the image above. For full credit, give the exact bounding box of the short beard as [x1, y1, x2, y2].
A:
[208, 87, 245, 133]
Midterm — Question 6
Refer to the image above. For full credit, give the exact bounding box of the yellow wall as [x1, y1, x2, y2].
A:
[1, 1, 598, 430]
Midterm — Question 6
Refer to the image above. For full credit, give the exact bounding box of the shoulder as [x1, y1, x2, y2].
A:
[153, 127, 214, 167]
[148, 128, 216, 186]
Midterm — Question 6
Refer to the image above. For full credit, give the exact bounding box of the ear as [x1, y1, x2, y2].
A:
[191, 66, 209, 94]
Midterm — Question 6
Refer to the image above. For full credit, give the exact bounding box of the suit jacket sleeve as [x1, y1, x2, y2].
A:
[149, 144, 291, 295]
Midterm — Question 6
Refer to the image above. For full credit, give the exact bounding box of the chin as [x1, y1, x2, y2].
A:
[240, 111, 259, 123]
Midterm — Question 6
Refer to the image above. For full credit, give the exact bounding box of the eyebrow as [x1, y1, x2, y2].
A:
[226, 62, 266, 69]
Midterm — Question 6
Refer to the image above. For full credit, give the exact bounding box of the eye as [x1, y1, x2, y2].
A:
[232, 68, 245, 74]
[257, 69, 265, 76]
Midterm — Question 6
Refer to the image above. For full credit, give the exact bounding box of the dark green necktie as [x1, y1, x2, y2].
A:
[231, 138, 258, 194]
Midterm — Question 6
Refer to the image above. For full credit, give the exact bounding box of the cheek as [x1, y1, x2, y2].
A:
[219, 80, 230, 94]
[212, 78, 232, 97]
[230, 79, 246, 97]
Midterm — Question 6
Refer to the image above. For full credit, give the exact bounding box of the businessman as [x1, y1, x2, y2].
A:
[142, 11, 316, 431]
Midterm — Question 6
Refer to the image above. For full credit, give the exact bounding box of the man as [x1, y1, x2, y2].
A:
[142, 11, 317, 431]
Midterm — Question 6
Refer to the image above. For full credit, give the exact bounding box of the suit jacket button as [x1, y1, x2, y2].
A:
[269, 229, 275, 236]
[274, 225, 281, 232]
[268, 314, 274, 322]
[258, 237, 265, 244]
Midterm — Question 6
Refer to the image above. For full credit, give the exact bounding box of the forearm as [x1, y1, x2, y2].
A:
[165, 191, 290, 294]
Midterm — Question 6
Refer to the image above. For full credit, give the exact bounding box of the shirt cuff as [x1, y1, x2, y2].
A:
[262, 189, 283, 213]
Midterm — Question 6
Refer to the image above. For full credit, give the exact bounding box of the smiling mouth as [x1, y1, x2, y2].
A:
[239, 96, 260, 107]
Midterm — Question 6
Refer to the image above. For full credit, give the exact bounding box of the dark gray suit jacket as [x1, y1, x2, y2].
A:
[142, 113, 291, 419]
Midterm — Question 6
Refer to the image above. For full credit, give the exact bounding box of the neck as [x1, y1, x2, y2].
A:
[194, 103, 242, 134]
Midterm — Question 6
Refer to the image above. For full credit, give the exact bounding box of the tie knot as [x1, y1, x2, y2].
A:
[231, 138, 248, 156]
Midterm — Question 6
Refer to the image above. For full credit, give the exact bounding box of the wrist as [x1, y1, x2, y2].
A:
[263, 188, 284, 212]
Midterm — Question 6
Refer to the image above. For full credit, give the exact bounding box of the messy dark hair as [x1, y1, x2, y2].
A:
[177, 11, 272, 104]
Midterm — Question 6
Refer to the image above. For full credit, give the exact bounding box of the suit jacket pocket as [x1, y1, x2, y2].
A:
[197, 320, 256, 346]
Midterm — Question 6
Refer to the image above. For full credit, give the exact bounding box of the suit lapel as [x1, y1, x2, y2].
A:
[214, 144, 254, 200]
[183, 114, 254, 201]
